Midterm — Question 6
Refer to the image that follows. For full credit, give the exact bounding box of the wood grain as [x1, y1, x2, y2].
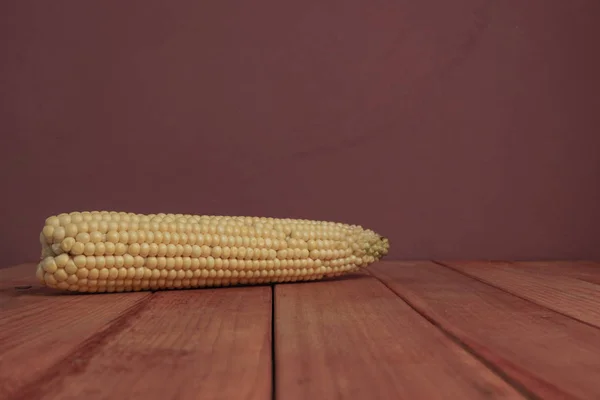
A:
[0, 262, 37, 287]
[0, 263, 68, 312]
[23, 287, 272, 400]
[440, 260, 600, 328]
[511, 261, 600, 285]
[1, 262, 152, 400]
[274, 273, 525, 399]
[0, 287, 150, 398]
[369, 261, 600, 400]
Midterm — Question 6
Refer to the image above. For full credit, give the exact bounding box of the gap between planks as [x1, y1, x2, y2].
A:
[362, 269, 537, 399]
[436, 260, 600, 329]
[1, 263, 272, 400]
[0, 263, 152, 399]
[5, 261, 600, 399]
[368, 261, 600, 400]
[273, 271, 526, 400]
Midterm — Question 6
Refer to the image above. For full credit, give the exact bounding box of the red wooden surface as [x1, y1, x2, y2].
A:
[2, 260, 600, 399]
[275, 272, 522, 399]
[440, 260, 600, 328]
[369, 261, 600, 399]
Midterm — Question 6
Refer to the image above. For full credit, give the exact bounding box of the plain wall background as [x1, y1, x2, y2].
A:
[1, 0, 599, 268]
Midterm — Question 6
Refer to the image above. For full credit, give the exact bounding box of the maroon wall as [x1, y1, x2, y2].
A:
[2, 0, 599, 268]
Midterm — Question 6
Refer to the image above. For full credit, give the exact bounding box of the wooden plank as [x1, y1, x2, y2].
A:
[274, 272, 526, 399]
[0, 263, 62, 312]
[0, 263, 38, 289]
[441, 260, 600, 328]
[20, 287, 272, 400]
[369, 261, 600, 400]
[439, 260, 600, 283]
[1, 261, 152, 400]
[511, 261, 600, 285]
[0, 290, 150, 398]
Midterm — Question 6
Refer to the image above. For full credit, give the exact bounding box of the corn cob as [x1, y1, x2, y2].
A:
[35, 211, 390, 293]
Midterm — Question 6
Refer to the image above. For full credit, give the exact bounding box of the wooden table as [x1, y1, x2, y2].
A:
[2, 260, 600, 399]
